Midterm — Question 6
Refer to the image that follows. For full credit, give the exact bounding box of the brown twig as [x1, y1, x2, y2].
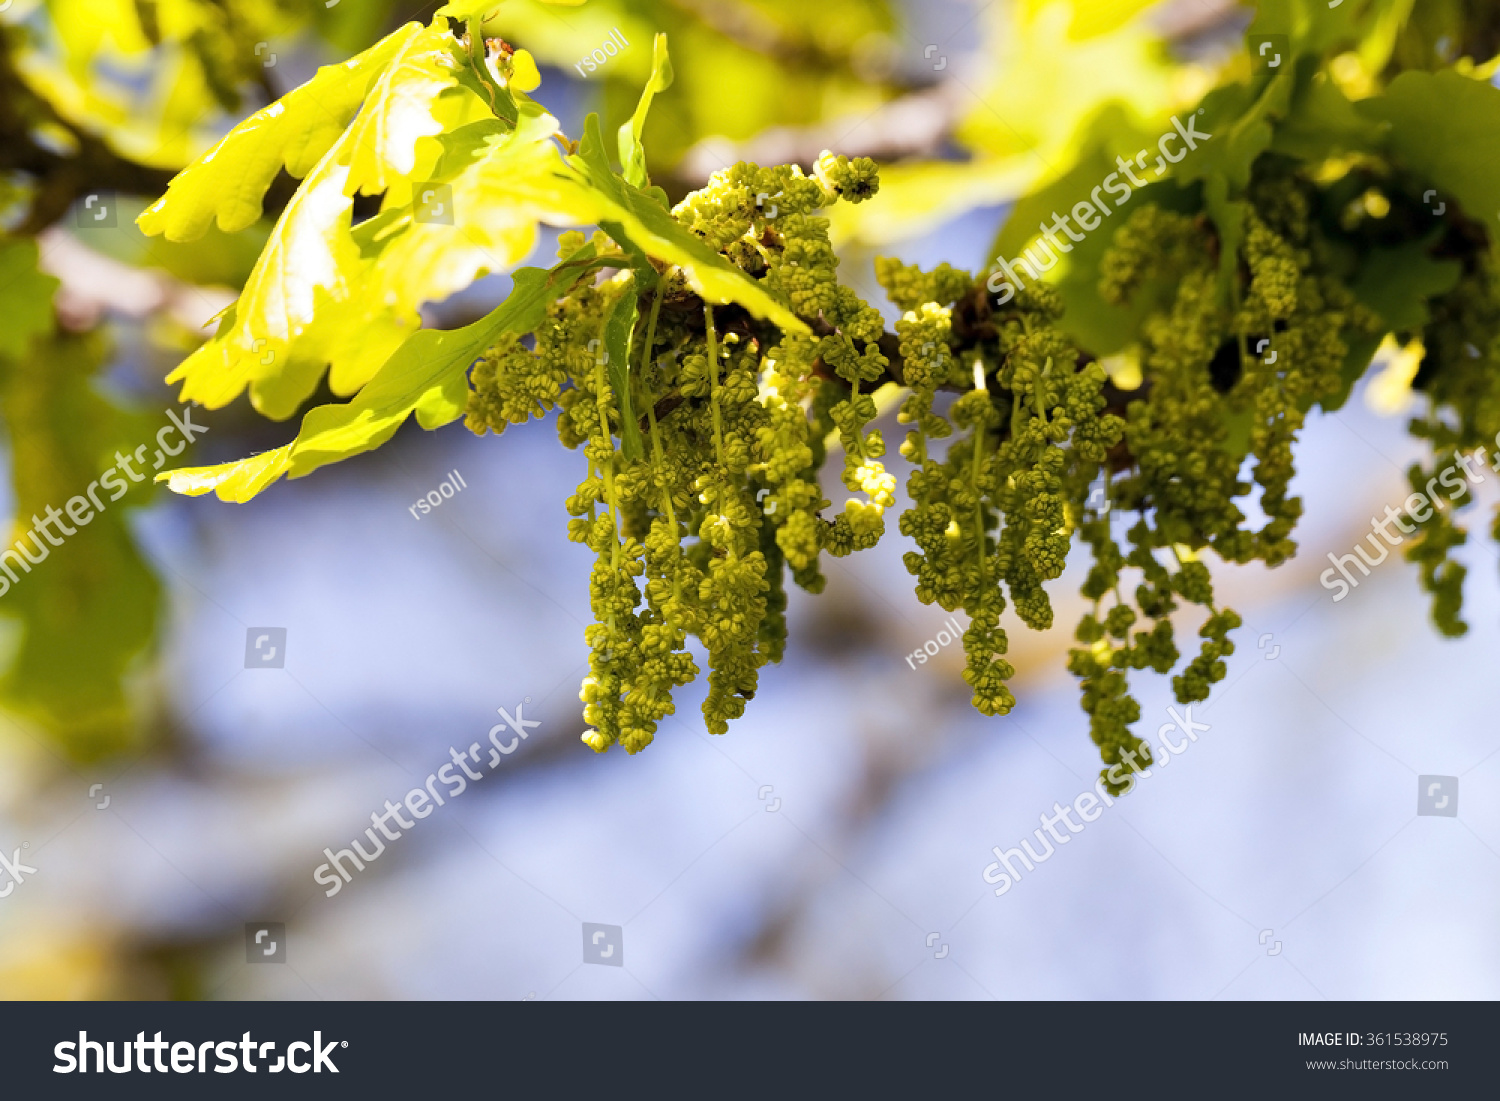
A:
[0, 40, 179, 234]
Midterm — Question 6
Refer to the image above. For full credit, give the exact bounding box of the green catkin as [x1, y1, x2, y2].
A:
[460, 145, 1488, 782]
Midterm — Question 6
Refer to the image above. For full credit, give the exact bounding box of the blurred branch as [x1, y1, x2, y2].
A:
[0, 43, 178, 234]
[669, 0, 1250, 191]
[36, 228, 235, 332]
[661, 0, 889, 76]
[673, 82, 967, 187]
[1150, 0, 1246, 42]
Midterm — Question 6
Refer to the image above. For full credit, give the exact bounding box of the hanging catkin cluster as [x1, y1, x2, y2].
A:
[877, 263, 1124, 723]
[1398, 213, 1500, 639]
[1070, 161, 1383, 787]
[463, 141, 1498, 791]
[467, 154, 886, 753]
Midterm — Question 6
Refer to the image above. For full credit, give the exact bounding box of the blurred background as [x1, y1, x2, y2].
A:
[2, 0, 1498, 1000]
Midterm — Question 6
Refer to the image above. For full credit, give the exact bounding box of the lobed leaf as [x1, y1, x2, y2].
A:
[163, 128, 410, 419]
[567, 114, 808, 333]
[358, 107, 597, 311]
[1175, 78, 1290, 197]
[1350, 240, 1463, 334]
[137, 23, 423, 241]
[1358, 70, 1500, 226]
[160, 28, 511, 419]
[343, 21, 467, 197]
[160, 253, 605, 502]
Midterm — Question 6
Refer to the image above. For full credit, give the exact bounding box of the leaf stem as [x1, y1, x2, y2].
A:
[706, 303, 725, 467]
[641, 291, 675, 526]
[466, 17, 498, 113]
[593, 333, 622, 576]
[971, 419, 988, 588]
